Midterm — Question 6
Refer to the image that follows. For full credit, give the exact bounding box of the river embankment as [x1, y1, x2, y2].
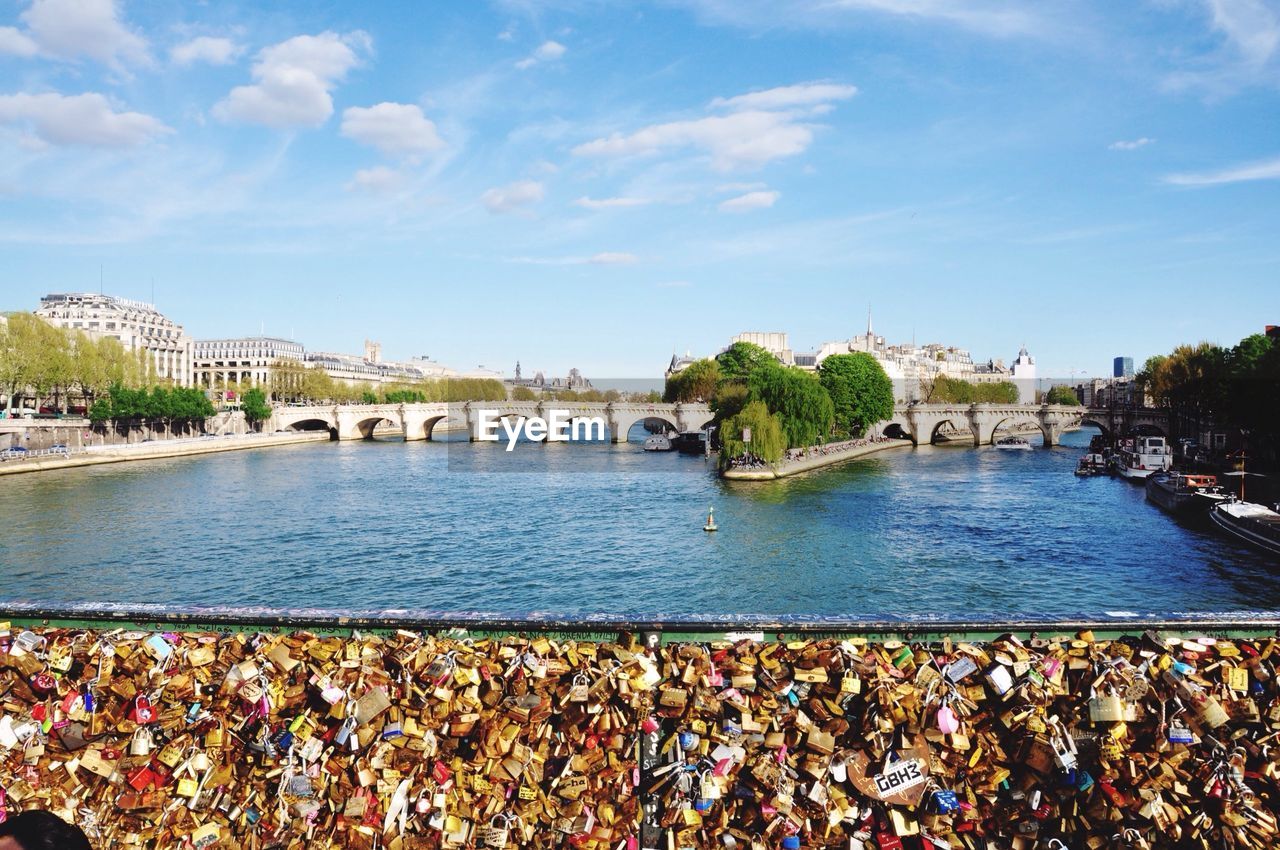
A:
[721, 437, 913, 480]
[0, 430, 330, 476]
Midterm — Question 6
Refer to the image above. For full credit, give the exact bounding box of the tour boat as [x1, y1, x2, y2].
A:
[1145, 472, 1228, 516]
[1210, 500, 1280, 556]
[1075, 453, 1108, 476]
[643, 434, 674, 452]
[1113, 436, 1172, 480]
[994, 437, 1032, 451]
[672, 431, 708, 455]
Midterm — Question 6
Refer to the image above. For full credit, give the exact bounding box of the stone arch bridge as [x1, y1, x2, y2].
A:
[878, 403, 1168, 448]
[269, 401, 713, 443]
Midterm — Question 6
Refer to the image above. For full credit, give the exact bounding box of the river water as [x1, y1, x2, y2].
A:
[1, 427, 1275, 619]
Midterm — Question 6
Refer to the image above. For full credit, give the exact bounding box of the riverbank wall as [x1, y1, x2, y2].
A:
[0, 430, 330, 477]
[722, 438, 913, 480]
[2, 605, 1278, 850]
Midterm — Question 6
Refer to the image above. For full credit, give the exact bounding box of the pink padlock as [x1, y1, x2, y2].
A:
[641, 717, 659, 735]
[936, 705, 960, 734]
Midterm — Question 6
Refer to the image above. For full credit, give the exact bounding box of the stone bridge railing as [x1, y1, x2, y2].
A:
[881, 403, 1092, 448]
[268, 401, 713, 443]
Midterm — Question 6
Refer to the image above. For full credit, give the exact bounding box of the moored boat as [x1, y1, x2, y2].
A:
[1075, 453, 1108, 476]
[1210, 500, 1280, 556]
[643, 434, 674, 452]
[672, 431, 708, 455]
[1114, 436, 1172, 480]
[1145, 472, 1228, 515]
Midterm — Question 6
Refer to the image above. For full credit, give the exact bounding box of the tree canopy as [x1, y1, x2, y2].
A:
[1044, 384, 1081, 406]
[1137, 332, 1280, 467]
[747, 365, 834, 449]
[926, 375, 1020, 404]
[715, 341, 777, 382]
[663, 358, 720, 403]
[242, 388, 272, 428]
[817, 353, 894, 437]
[719, 400, 786, 465]
[87, 385, 215, 424]
[1, 312, 153, 413]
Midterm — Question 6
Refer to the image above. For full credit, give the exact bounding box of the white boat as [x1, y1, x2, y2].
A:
[994, 437, 1032, 451]
[1210, 500, 1280, 556]
[1113, 435, 1172, 480]
[1075, 453, 1108, 476]
[643, 434, 673, 452]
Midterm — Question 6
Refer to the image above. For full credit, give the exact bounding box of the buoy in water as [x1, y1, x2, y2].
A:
[703, 506, 718, 532]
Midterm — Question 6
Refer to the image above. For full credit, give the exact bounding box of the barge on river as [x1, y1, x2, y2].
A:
[1145, 472, 1228, 516]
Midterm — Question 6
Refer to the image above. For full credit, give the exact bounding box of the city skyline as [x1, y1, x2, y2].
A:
[2, 1, 1278, 376]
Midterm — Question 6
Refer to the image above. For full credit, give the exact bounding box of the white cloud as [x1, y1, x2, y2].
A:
[18, 0, 150, 68]
[0, 27, 38, 57]
[482, 179, 544, 213]
[1109, 137, 1154, 151]
[588, 251, 638, 264]
[346, 166, 405, 193]
[213, 31, 370, 128]
[574, 81, 854, 171]
[719, 189, 780, 212]
[1205, 0, 1279, 67]
[515, 39, 566, 69]
[710, 81, 857, 111]
[1163, 155, 1280, 186]
[341, 103, 445, 159]
[574, 109, 816, 171]
[675, 0, 1045, 38]
[574, 195, 651, 209]
[171, 36, 243, 67]
[0, 91, 171, 147]
[506, 251, 638, 265]
[535, 40, 566, 60]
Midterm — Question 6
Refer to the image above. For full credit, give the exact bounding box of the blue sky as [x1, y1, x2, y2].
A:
[1, 0, 1277, 379]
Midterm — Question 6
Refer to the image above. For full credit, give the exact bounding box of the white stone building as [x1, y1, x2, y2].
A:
[36, 293, 193, 386]
[193, 336, 305, 392]
[1011, 345, 1037, 403]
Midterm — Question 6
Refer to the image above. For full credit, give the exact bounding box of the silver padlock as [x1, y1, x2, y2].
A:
[130, 727, 153, 757]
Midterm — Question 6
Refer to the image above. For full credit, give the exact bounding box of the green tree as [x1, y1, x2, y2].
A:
[817, 353, 894, 437]
[664, 358, 720, 403]
[715, 341, 776, 382]
[242, 387, 272, 431]
[1045, 385, 1080, 406]
[719, 400, 786, 465]
[747, 365, 834, 448]
[710, 382, 750, 426]
[511, 386, 538, 401]
[87, 398, 112, 424]
[927, 375, 973, 404]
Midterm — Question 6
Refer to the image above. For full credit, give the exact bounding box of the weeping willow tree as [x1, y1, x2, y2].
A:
[719, 400, 786, 466]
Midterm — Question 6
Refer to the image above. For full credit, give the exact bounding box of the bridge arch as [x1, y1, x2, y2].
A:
[286, 418, 338, 440]
[1079, 417, 1112, 441]
[927, 418, 969, 446]
[983, 416, 1045, 447]
[882, 423, 912, 442]
[620, 415, 679, 443]
[346, 416, 400, 441]
[1129, 422, 1168, 438]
